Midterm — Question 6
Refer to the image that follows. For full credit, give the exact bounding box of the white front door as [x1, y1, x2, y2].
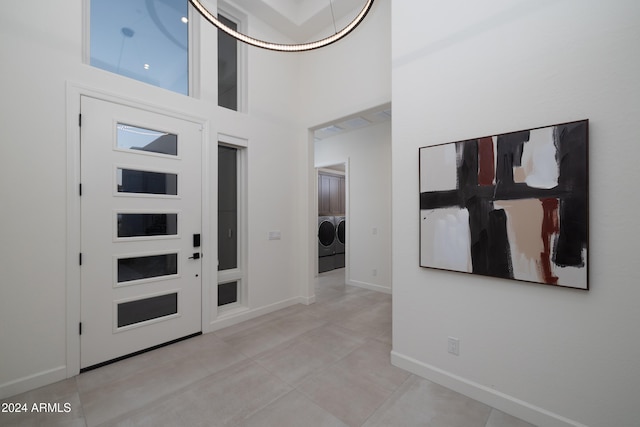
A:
[80, 96, 202, 369]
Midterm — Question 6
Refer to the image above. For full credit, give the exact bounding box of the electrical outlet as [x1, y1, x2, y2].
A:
[447, 336, 460, 356]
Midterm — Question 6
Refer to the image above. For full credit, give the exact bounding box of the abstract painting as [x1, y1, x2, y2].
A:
[419, 120, 588, 290]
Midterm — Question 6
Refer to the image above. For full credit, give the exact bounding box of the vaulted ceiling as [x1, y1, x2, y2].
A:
[220, 0, 391, 139]
[229, 0, 367, 41]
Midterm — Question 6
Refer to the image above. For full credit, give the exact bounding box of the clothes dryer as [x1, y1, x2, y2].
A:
[334, 216, 346, 269]
[318, 216, 336, 273]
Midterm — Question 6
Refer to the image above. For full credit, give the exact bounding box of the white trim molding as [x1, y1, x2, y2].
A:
[0, 367, 67, 400]
[65, 81, 211, 378]
[348, 279, 391, 294]
[209, 297, 302, 331]
[390, 351, 588, 427]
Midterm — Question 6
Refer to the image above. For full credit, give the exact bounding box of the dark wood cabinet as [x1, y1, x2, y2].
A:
[318, 171, 345, 216]
[319, 174, 331, 215]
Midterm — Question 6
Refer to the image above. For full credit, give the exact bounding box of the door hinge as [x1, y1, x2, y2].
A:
[79, 253, 82, 266]
[78, 114, 82, 127]
[79, 322, 82, 335]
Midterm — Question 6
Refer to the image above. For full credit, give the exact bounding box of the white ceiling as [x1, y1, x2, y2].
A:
[229, 0, 367, 41]
[313, 104, 391, 140]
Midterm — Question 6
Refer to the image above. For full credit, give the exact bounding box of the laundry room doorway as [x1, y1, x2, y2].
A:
[316, 163, 348, 279]
[309, 103, 392, 299]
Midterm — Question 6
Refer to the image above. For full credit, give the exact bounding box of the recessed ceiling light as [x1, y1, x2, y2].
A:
[181, 16, 188, 24]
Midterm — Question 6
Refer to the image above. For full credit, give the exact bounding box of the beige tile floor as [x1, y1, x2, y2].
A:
[1, 269, 535, 427]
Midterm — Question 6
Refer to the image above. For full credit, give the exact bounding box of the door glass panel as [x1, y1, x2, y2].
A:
[117, 293, 178, 327]
[117, 253, 178, 283]
[118, 168, 178, 195]
[218, 281, 238, 306]
[118, 213, 178, 238]
[90, 0, 189, 95]
[117, 124, 178, 156]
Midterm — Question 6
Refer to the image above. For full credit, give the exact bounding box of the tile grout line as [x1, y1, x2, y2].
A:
[358, 374, 416, 427]
[73, 376, 89, 427]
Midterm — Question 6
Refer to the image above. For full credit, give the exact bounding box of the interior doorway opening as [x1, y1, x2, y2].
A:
[317, 163, 347, 277]
[308, 103, 392, 301]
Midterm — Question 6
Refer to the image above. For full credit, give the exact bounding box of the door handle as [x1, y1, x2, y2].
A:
[188, 253, 201, 260]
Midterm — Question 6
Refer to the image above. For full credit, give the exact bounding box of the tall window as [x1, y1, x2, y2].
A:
[218, 14, 238, 110]
[218, 145, 238, 274]
[89, 0, 189, 95]
[218, 144, 245, 309]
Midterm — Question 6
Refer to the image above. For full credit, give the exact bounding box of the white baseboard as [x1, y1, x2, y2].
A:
[0, 366, 67, 400]
[209, 297, 301, 331]
[390, 351, 587, 427]
[299, 295, 316, 305]
[348, 279, 392, 294]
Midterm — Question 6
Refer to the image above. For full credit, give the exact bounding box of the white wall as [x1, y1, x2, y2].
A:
[298, 0, 391, 127]
[391, 1, 640, 426]
[296, 0, 391, 299]
[315, 121, 392, 293]
[0, 0, 305, 398]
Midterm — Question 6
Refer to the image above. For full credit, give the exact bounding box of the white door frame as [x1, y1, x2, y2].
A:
[65, 83, 211, 377]
[215, 134, 249, 318]
[314, 160, 350, 279]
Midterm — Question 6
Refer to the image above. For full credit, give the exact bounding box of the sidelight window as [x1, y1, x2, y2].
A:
[217, 141, 247, 310]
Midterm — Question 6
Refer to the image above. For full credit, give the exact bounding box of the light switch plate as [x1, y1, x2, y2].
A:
[268, 231, 281, 240]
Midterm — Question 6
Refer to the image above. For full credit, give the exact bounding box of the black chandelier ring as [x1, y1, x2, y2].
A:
[188, 0, 375, 52]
